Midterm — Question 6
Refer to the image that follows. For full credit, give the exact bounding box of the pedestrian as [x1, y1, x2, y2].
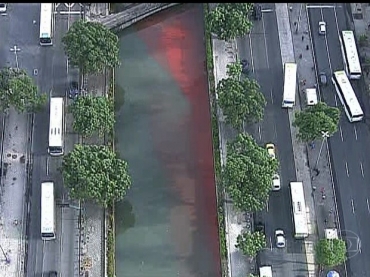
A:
[303, 79, 306, 85]
[368, 23, 370, 30]
[289, 6, 293, 12]
[294, 21, 297, 26]
[299, 53, 302, 59]
[306, 44, 309, 50]
[302, 35, 304, 41]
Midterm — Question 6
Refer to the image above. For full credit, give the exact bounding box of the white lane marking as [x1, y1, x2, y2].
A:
[248, 34, 255, 73]
[262, 13, 270, 69]
[270, 88, 274, 104]
[307, 5, 337, 9]
[46, 156, 49, 176]
[339, 125, 343, 141]
[262, 9, 274, 13]
[351, 199, 355, 214]
[266, 198, 269, 211]
[360, 162, 364, 178]
[258, 125, 262, 141]
[64, 3, 75, 8]
[345, 161, 349, 177]
[354, 125, 358, 140]
[55, 11, 83, 15]
[66, 58, 69, 75]
[274, 123, 277, 139]
[358, 238, 362, 253]
[321, 9, 333, 73]
[269, 236, 273, 251]
[334, 94, 338, 107]
[367, 198, 370, 214]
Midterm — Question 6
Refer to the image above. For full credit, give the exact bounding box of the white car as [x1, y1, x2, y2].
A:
[272, 173, 281, 191]
[319, 21, 326, 35]
[275, 229, 286, 248]
[0, 3, 7, 13]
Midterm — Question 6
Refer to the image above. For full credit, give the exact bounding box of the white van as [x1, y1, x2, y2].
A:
[306, 88, 318, 106]
[259, 266, 272, 277]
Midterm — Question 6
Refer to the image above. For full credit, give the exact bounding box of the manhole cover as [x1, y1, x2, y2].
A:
[353, 13, 363, 20]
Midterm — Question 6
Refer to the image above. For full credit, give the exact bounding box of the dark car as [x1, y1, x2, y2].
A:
[252, 5, 262, 20]
[319, 72, 327, 86]
[48, 271, 57, 277]
[68, 81, 79, 99]
[240, 59, 250, 74]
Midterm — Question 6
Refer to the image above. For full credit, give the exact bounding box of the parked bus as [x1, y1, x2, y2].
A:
[48, 97, 64, 156]
[339, 30, 361, 79]
[290, 182, 309, 239]
[41, 182, 56, 240]
[332, 71, 363, 122]
[39, 3, 53, 46]
[282, 62, 297, 108]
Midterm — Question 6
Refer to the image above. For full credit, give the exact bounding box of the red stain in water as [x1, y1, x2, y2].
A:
[137, 5, 221, 277]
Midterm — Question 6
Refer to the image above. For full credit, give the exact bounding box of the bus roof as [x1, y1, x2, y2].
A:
[41, 182, 55, 234]
[333, 71, 363, 115]
[342, 31, 361, 74]
[290, 182, 308, 237]
[283, 62, 297, 104]
[40, 3, 53, 38]
[49, 97, 64, 148]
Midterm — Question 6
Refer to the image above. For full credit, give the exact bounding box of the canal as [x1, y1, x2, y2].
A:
[114, 3, 221, 277]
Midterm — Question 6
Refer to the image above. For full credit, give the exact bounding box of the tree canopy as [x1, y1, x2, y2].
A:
[293, 102, 340, 142]
[226, 61, 242, 79]
[222, 133, 279, 212]
[70, 95, 115, 137]
[315, 238, 347, 267]
[206, 3, 254, 41]
[62, 144, 131, 207]
[217, 76, 266, 130]
[236, 231, 266, 257]
[62, 19, 120, 74]
[0, 67, 46, 113]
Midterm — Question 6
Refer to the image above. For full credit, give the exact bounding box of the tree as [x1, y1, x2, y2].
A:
[222, 134, 278, 212]
[70, 95, 115, 137]
[206, 3, 254, 41]
[293, 102, 340, 142]
[62, 19, 120, 74]
[226, 61, 242, 79]
[315, 238, 347, 267]
[0, 67, 47, 113]
[217, 76, 266, 130]
[62, 144, 131, 207]
[236, 231, 266, 257]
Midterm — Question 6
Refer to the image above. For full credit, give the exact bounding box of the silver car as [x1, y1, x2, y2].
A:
[275, 229, 286, 248]
[319, 21, 326, 35]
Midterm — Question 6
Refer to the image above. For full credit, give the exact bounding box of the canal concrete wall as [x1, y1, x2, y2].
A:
[87, 3, 181, 32]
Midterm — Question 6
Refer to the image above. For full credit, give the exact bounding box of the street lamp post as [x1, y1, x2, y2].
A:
[10, 45, 21, 70]
[314, 131, 330, 171]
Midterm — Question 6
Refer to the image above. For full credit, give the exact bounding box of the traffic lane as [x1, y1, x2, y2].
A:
[26, 156, 44, 277]
[0, 9, 10, 67]
[333, 4, 348, 33]
[7, 4, 40, 72]
[264, 7, 296, 242]
[250, 18, 274, 144]
[52, 14, 69, 97]
[322, 8, 343, 72]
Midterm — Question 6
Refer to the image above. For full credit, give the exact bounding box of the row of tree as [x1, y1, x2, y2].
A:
[61, 20, 131, 206]
[208, 3, 345, 266]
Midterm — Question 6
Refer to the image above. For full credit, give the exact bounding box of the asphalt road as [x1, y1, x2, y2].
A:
[308, 4, 370, 276]
[26, 3, 82, 277]
[237, 4, 307, 276]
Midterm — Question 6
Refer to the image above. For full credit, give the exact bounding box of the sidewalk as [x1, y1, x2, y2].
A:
[0, 108, 29, 277]
[288, 3, 343, 276]
[77, 6, 110, 277]
[352, 3, 370, 115]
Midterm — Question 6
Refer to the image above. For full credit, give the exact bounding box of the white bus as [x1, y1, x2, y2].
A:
[290, 182, 309, 239]
[41, 182, 56, 240]
[332, 71, 363, 122]
[339, 31, 361, 79]
[48, 97, 64, 156]
[282, 62, 297, 108]
[39, 3, 53, 46]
